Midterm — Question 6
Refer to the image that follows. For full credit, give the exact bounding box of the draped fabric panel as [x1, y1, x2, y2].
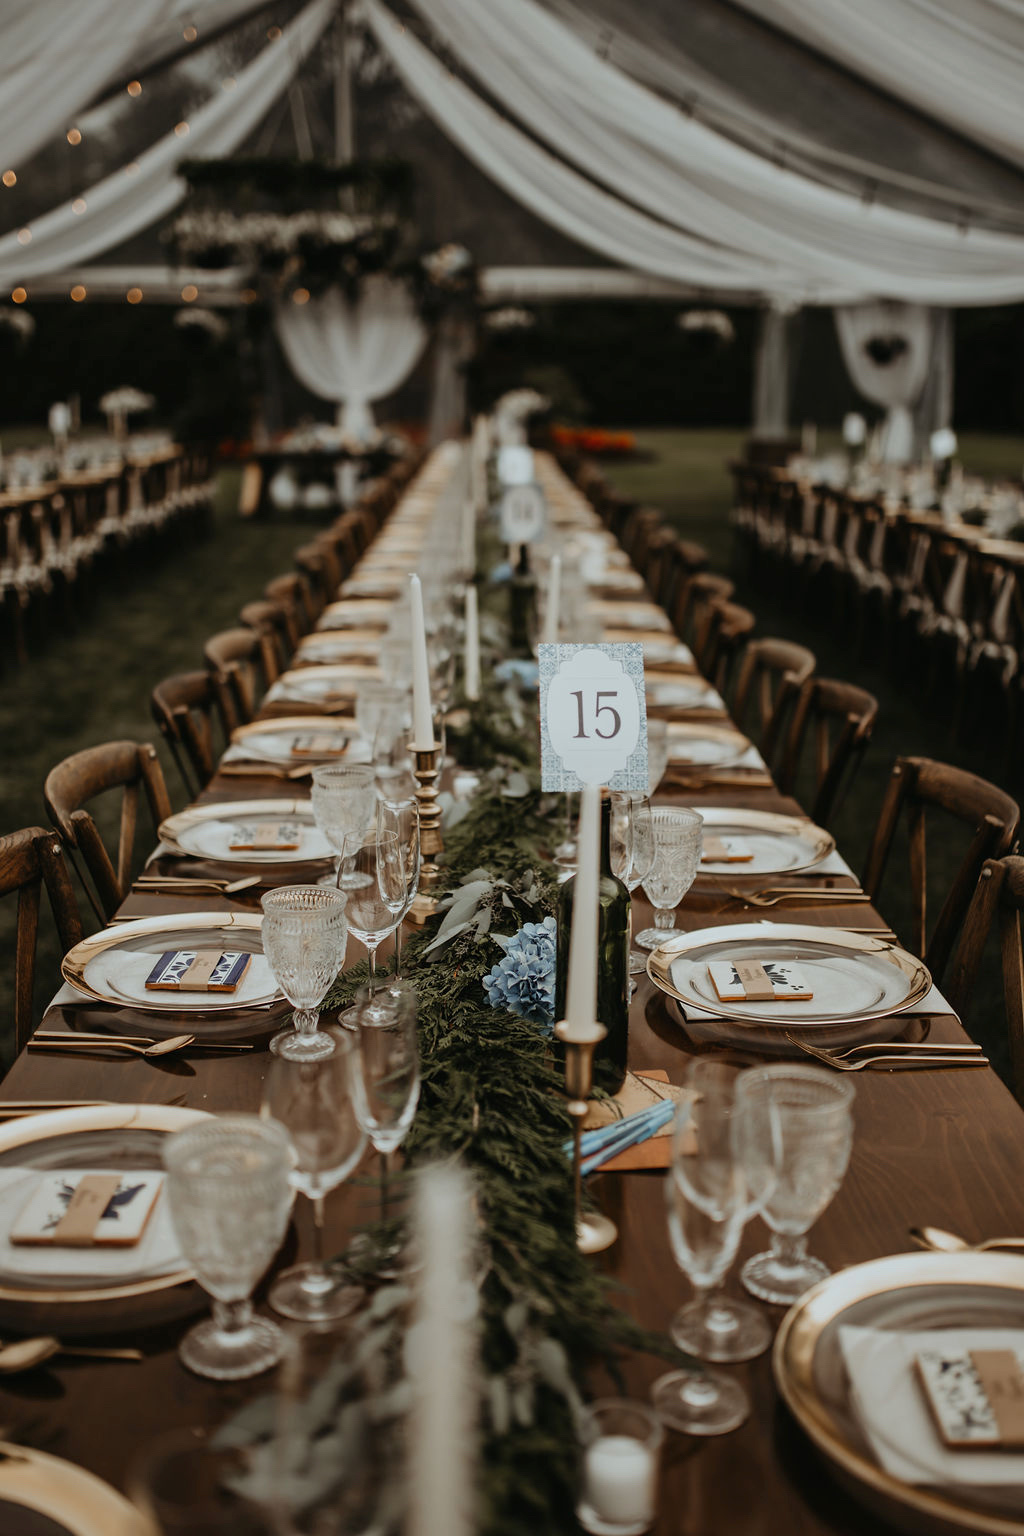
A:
[0, 0, 335, 285]
[834, 303, 935, 462]
[406, 0, 1024, 303]
[728, 0, 1024, 173]
[751, 306, 795, 439]
[273, 280, 428, 442]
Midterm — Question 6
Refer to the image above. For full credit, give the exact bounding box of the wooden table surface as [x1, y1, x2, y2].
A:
[4, 529, 1024, 1533]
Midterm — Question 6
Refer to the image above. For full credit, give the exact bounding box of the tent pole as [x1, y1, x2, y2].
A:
[335, 2, 355, 162]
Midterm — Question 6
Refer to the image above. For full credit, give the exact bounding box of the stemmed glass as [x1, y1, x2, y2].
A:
[341, 828, 405, 994]
[163, 1115, 293, 1380]
[651, 1085, 751, 1435]
[665, 1061, 775, 1364]
[635, 806, 703, 949]
[376, 796, 420, 979]
[610, 791, 656, 975]
[735, 1063, 855, 1305]
[310, 764, 377, 890]
[262, 885, 348, 1061]
[262, 1031, 368, 1323]
[349, 980, 420, 1232]
[356, 681, 407, 760]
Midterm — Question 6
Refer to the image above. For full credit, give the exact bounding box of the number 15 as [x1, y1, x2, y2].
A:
[571, 690, 622, 740]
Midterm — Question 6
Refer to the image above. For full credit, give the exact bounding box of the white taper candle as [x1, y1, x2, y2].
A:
[543, 553, 561, 646]
[565, 783, 600, 1039]
[408, 573, 435, 749]
[464, 584, 480, 702]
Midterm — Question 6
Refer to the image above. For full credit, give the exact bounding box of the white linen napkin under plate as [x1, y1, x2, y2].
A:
[0, 1167, 184, 1281]
[840, 1325, 1024, 1486]
[668, 740, 767, 771]
[79, 948, 278, 1010]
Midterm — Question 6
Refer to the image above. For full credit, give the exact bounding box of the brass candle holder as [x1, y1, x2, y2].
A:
[407, 742, 444, 925]
[554, 1018, 619, 1255]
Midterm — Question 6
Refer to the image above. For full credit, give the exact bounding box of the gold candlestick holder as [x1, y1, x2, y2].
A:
[554, 1019, 619, 1255]
[407, 742, 444, 925]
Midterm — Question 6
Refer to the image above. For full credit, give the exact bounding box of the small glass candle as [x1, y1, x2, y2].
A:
[577, 1399, 662, 1536]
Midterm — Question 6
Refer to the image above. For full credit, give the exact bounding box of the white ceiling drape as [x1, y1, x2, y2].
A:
[728, 0, 1024, 174]
[274, 279, 428, 441]
[834, 303, 935, 462]
[0, 0, 335, 286]
[404, 0, 1024, 304]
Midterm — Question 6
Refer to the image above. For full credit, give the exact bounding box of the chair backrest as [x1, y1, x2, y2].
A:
[863, 756, 1020, 986]
[946, 855, 1024, 1100]
[43, 741, 172, 924]
[150, 670, 230, 799]
[0, 826, 84, 1054]
[203, 626, 271, 727]
[239, 599, 291, 682]
[671, 571, 734, 646]
[778, 676, 878, 830]
[294, 542, 342, 611]
[264, 572, 316, 640]
[695, 599, 756, 695]
[732, 637, 817, 763]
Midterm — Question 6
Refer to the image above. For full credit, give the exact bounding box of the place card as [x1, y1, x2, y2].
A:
[145, 950, 252, 992]
[916, 1347, 1024, 1448]
[290, 732, 348, 757]
[229, 820, 302, 851]
[708, 959, 812, 1002]
[11, 1171, 164, 1248]
[539, 642, 648, 792]
[499, 483, 547, 544]
[701, 835, 753, 863]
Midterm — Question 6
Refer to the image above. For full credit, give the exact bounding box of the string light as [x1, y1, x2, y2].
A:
[292, 287, 310, 304]
[241, 288, 258, 303]
[183, 24, 198, 41]
[1, 171, 15, 188]
[66, 128, 82, 146]
[70, 285, 86, 302]
[124, 161, 140, 176]
[221, 76, 237, 90]
[16, 228, 31, 245]
[72, 197, 87, 215]
[126, 80, 142, 97]
[181, 284, 198, 302]
[126, 287, 143, 304]
[174, 122, 189, 138]
[11, 288, 26, 304]
[267, 25, 282, 39]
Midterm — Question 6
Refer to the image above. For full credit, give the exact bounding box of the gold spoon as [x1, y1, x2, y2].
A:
[909, 1225, 1024, 1254]
[28, 1034, 197, 1058]
[133, 875, 260, 894]
[0, 1337, 143, 1373]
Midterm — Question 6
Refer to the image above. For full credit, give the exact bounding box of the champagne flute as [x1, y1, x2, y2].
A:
[310, 764, 377, 889]
[635, 806, 703, 949]
[261, 885, 348, 1061]
[163, 1116, 293, 1380]
[376, 796, 420, 979]
[609, 791, 656, 976]
[262, 1031, 368, 1323]
[349, 980, 420, 1233]
[341, 828, 404, 994]
[647, 718, 670, 795]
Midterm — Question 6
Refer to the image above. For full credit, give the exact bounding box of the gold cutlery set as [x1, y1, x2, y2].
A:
[786, 1035, 987, 1071]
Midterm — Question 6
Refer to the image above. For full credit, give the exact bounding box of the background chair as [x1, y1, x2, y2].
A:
[150, 670, 231, 800]
[862, 756, 1020, 986]
[946, 855, 1024, 1101]
[0, 826, 84, 1055]
[44, 740, 173, 924]
[731, 637, 816, 765]
[777, 676, 878, 829]
[203, 626, 274, 728]
[694, 599, 756, 696]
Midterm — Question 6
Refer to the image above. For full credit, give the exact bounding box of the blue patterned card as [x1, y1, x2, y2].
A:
[538, 642, 649, 792]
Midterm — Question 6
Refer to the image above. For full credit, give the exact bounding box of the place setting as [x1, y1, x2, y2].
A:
[219, 714, 371, 777]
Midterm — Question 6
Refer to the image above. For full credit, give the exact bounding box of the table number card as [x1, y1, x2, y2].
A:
[499, 483, 547, 545]
[539, 642, 648, 791]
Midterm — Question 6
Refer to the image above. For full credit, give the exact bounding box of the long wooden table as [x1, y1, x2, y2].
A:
[3, 460, 1024, 1535]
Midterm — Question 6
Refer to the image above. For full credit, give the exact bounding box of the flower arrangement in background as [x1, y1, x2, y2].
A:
[100, 386, 155, 439]
[173, 306, 230, 342]
[677, 308, 735, 343]
[0, 308, 35, 341]
[484, 306, 536, 331]
[483, 916, 557, 1028]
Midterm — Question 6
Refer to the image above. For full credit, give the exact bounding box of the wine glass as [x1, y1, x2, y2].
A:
[735, 1063, 855, 1305]
[349, 980, 420, 1235]
[610, 791, 656, 972]
[262, 885, 348, 1061]
[650, 1086, 750, 1435]
[376, 796, 420, 979]
[262, 1031, 368, 1323]
[356, 681, 407, 758]
[647, 718, 670, 796]
[163, 1115, 293, 1380]
[341, 828, 404, 994]
[310, 764, 377, 889]
[666, 1061, 775, 1363]
[635, 806, 703, 949]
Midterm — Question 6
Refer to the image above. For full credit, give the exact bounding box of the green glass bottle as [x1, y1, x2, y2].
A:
[554, 793, 631, 1090]
[508, 543, 537, 656]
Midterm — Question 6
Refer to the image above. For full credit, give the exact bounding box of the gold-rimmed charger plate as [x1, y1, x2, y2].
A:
[158, 799, 333, 867]
[774, 1251, 1024, 1536]
[665, 721, 754, 769]
[694, 808, 836, 877]
[270, 664, 378, 704]
[0, 1104, 207, 1326]
[0, 1441, 148, 1535]
[61, 911, 282, 1027]
[229, 715, 365, 765]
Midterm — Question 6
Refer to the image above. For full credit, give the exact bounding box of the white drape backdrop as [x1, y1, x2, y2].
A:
[752, 305, 796, 439]
[273, 280, 427, 441]
[728, 0, 1024, 174]
[834, 303, 935, 462]
[0, 0, 335, 285]
[401, 0, 1024, 304]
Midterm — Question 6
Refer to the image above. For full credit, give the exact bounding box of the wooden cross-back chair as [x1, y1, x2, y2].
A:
[778, 676, 878, 830]
[43, 741, 173, 925]
[203, 626, 273, 729]
[671, 572, 734, 648]
[264, 572, 317, 641]
[862, 756, 1020, 987]
[731, 637, 816, 764]
[150, 670, 231, 800]
[0, 827, 84, 1054]
[946, 856, 1024, 1102]
[294, 542, 341, 612]
[695, 599, 757, 696]
[239, 599, 293, 680]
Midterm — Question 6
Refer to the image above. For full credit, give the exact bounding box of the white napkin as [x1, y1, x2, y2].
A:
[0, 1167, 185, 1281]
[667, 737, 766, 771]
[641, 640, 695, 667]
[222, 733, 370, 767]
[266, 670, 372, 704]
[840, 1325, 1024, 1486]
[80, 948, 278, 1009]
[648, 682, 725, 710]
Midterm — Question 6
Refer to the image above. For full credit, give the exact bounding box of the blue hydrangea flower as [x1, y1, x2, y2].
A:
[483, 916, 557, 1028]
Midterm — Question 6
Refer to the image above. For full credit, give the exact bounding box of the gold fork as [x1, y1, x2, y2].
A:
[787, 1035, 989, 1071]
[718, 886, 869, 907]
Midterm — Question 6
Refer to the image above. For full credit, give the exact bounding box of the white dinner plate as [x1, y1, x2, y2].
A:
[229, 715, 369, 765]
[695, 808, 835, 876]
[159, 799, 334, 865]
[268, 665, 376, 704]
[665, 721, 753, 768]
